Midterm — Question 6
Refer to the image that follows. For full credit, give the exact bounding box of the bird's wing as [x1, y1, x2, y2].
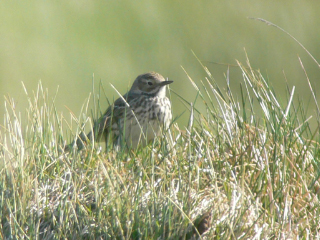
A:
[92, 92, 137, 140]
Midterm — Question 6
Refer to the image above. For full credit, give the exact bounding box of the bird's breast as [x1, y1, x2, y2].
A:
[114, 96, 172, 148]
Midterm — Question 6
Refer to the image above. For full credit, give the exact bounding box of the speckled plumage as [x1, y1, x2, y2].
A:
[76, 72, 173, 149]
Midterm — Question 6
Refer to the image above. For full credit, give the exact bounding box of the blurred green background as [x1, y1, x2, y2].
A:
[1, 1, 320, 129]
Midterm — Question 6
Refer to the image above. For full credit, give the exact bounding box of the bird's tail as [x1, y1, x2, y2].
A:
[64, 130, 93, 152]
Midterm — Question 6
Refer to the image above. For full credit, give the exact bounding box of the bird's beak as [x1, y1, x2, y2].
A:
[158, 80, 173, 86]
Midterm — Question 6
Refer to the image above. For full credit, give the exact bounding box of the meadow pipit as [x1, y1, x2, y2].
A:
[73, 72, 173, 150]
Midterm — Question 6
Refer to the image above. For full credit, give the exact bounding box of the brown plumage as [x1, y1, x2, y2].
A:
[71, 72, 173, 150]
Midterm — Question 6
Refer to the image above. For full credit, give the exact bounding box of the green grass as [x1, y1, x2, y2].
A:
[1, 58, 320, 239]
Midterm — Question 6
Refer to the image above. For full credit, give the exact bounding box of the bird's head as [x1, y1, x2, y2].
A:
[130, 72, 173, 97]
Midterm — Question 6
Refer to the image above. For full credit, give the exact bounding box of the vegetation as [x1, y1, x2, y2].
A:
[1, 56, 320, 239]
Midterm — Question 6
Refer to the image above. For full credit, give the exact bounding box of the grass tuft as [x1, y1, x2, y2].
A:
[1, 59, 320, 239]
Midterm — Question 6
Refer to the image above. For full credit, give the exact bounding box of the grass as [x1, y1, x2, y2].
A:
[1, 56, 320, 239]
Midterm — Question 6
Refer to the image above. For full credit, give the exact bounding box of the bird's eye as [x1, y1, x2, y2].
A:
[147, 81, 153, 86]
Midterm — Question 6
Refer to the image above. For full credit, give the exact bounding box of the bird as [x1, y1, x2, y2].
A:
[71, 72, 173, 150]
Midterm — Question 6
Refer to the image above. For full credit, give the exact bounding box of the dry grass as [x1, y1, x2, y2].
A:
[1, 58, 320, 239]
